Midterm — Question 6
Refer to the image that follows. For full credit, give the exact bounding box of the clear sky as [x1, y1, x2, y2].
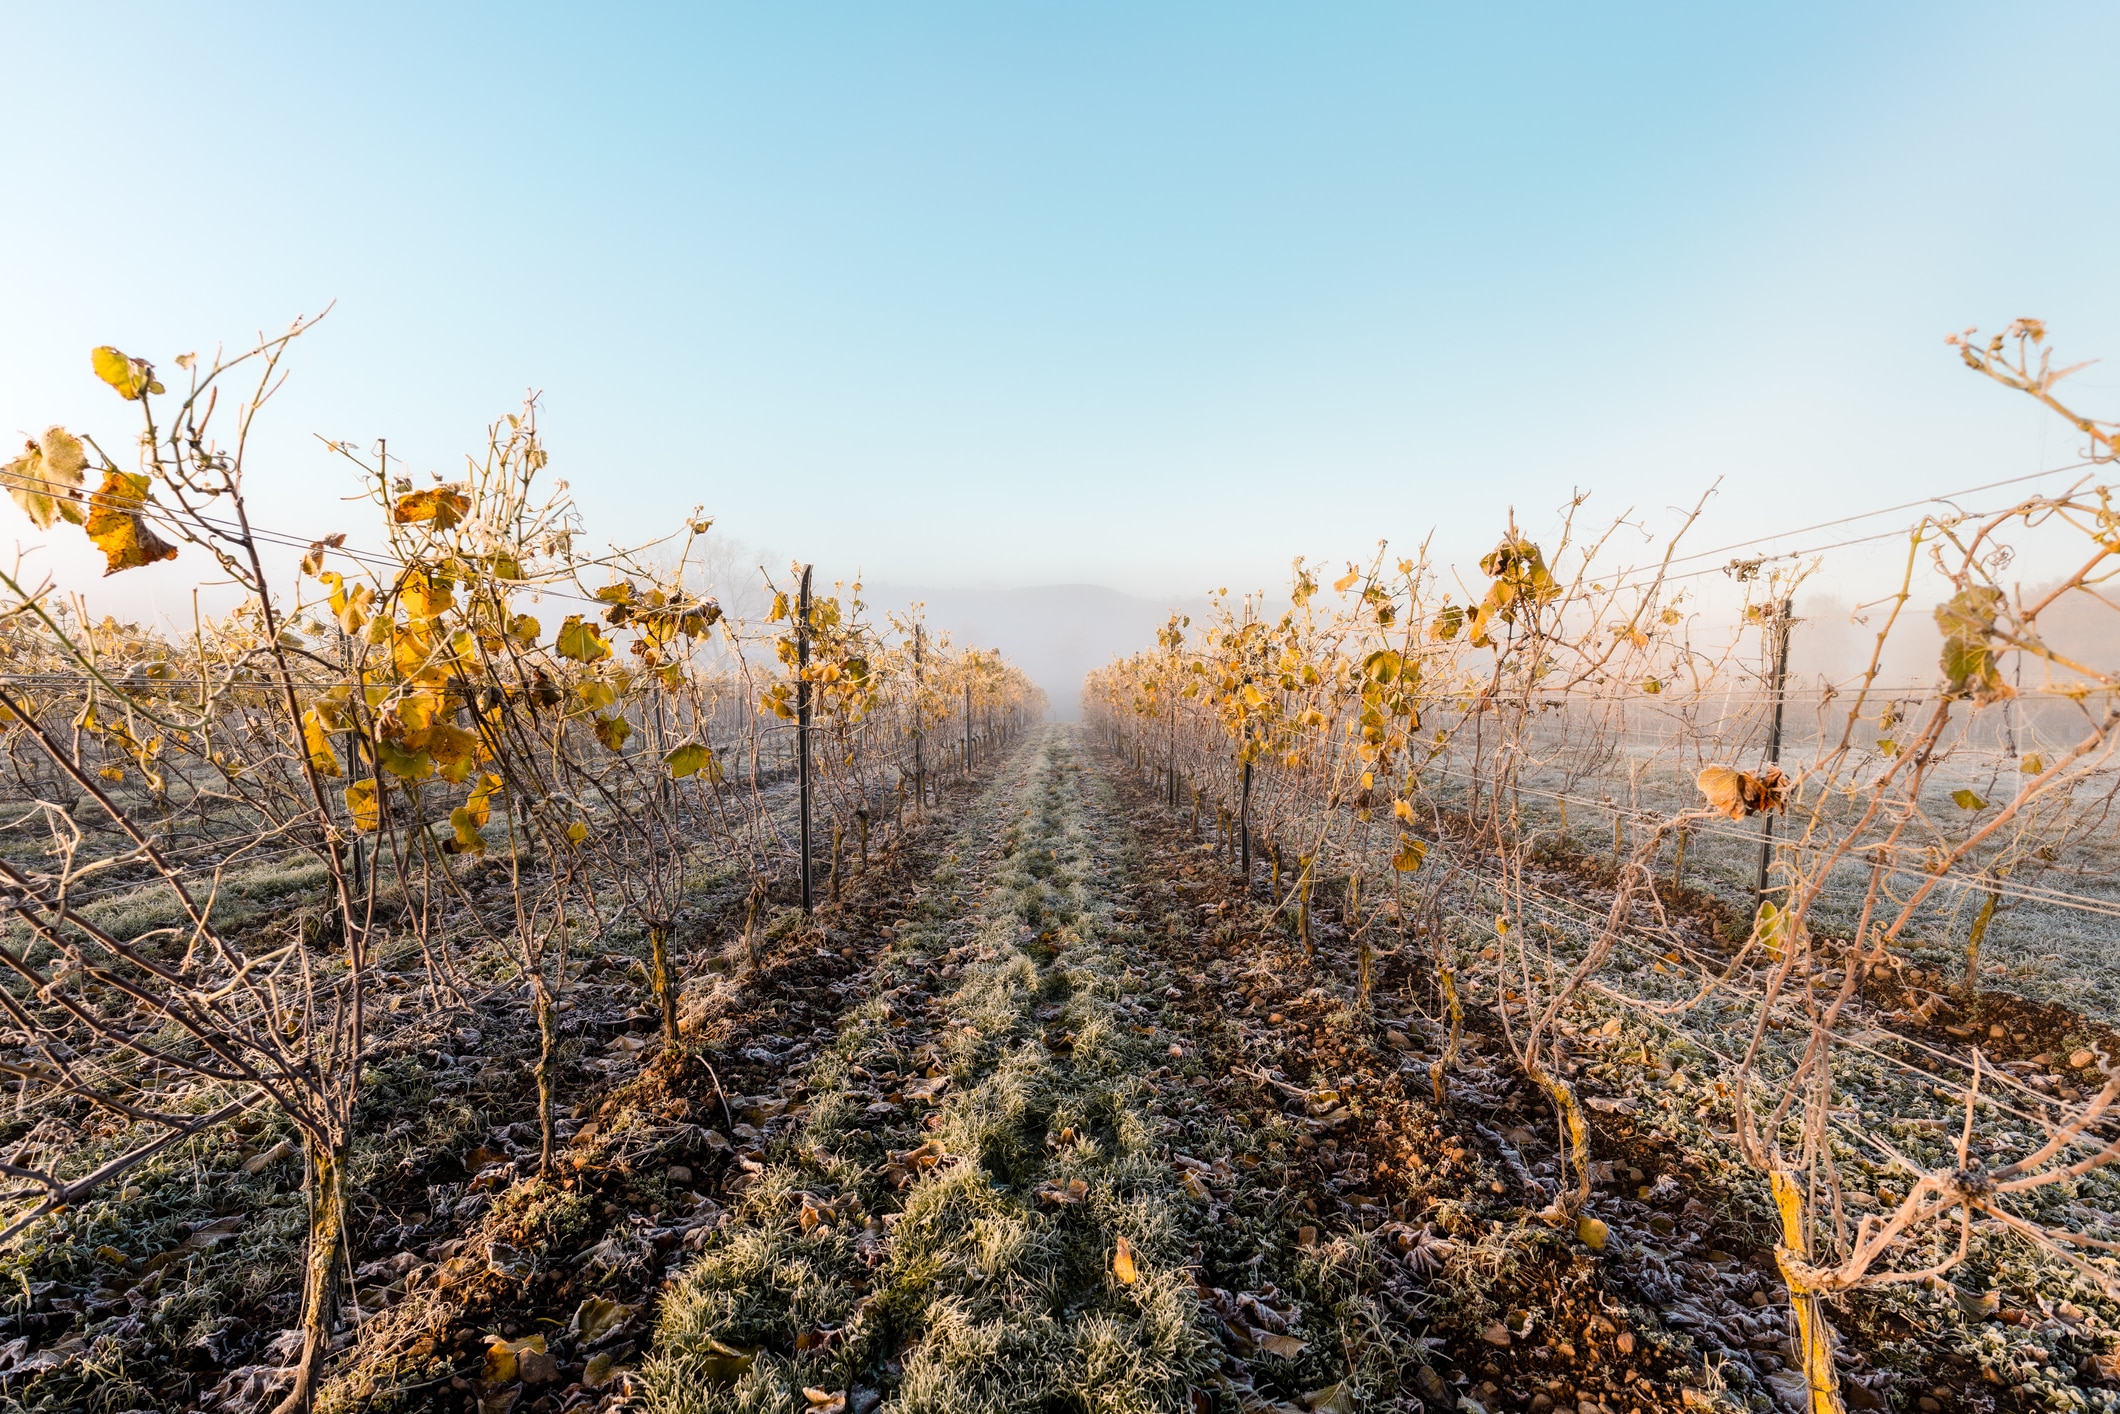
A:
[3, 3, 2116, 613]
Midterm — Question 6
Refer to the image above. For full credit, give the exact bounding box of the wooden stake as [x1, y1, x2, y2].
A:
[797, 565, 814, 914]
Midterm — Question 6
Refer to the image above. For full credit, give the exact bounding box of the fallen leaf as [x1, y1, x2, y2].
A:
[482, 1334, 545, 1383]
[1036, 1177, 1089, 1206]
[242, 1138, 293, 1175]
[1301, 1385, 1357, 1414]
[571, 1295, 638, 1345]
[693, 1337, 755, 1382]
[1112, 1234, 1138, 1285]
[1955, 1286, 2001, 1321]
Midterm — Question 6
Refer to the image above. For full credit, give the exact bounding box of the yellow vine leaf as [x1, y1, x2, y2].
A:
[392, 486, 471, 529]
[1935, 586, 2012, 704]
[301, 706, 343, 777]
[664, 743, 713, 779]
[565, 821, 589, 844]
[397, 568, 455, 620]
[393, 689, 441, 736]
[462, 772, 503, 823]
[83, 471, 179, 574]
[1362, 649, 1402, 685]
[556, 615, 611, 663]
[1391, 836, 1427, 872]
[1757, 900, 1791, 961]
[91, 346, 163, 400]
[376, 738, 435, 781]
[482, 1336, 545, 1384]
[593, 713, 632, 752]
[3, 428, 89, 529]
[424, 722, 481, 783]
[1951, 789, 1988, 811]
[345, 779, 380, 831]
[2020, 754, 2044, 774]
[447, 805, 487, 856]
[337, 581, 376, 635]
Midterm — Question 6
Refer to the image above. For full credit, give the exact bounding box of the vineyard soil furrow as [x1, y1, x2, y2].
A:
[649, 729, 1215, 1413]
[320, 765, 1015, 1412]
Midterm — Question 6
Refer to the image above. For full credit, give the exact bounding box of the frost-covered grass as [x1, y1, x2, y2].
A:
[648, 736, 1212, 1414]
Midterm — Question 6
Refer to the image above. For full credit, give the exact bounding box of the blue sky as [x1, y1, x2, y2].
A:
[3, 3, 2116, 611]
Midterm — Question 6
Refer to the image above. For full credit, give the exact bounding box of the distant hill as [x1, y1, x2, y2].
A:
[863, 584, 1209, 721]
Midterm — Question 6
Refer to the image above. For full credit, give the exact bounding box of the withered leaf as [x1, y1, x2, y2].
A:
[84, 470, 179, 574]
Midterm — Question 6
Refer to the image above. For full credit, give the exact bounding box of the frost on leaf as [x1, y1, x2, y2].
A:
[3, 428, 89, 529]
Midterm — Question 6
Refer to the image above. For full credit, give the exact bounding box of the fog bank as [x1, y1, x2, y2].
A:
[863, 584, 1209, 721]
